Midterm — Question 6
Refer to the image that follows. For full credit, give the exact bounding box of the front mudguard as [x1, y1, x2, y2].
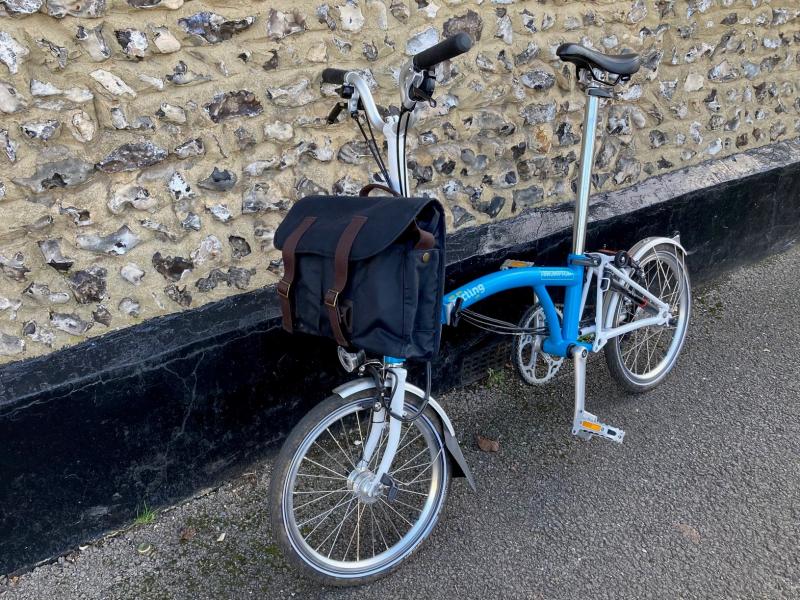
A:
[332, 378, 476, 491]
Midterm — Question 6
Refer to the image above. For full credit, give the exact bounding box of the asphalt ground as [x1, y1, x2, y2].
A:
[3, 245, 799, 600]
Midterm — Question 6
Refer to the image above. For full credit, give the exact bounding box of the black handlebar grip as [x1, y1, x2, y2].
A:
[321, 68, 348, 85]
[412, 33, 473, 70]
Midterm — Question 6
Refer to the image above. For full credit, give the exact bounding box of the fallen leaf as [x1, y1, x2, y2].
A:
[179, 527, 196, 543]
[476, 434, 500, 453]
[674, 523, 701, 543]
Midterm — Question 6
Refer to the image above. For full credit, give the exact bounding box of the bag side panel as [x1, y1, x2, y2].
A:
[403, 248, 444, 360]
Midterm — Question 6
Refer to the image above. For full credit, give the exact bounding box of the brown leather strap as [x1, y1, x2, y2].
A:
[325, 215, 368, 347]
[277, 216, 316, 333]
[414, 224, 435, 250]
[360, 183, 400, 197]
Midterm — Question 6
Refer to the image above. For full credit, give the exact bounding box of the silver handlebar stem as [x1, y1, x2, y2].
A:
[342, 68, 419, 196]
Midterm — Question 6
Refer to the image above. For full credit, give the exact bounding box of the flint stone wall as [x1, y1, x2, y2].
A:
[0, 0, 798, 364]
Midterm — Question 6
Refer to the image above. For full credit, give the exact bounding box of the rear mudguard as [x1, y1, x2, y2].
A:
[627, 234, 688, 264]
[332, 378, 476, 491]
[603, 234, 690, 329]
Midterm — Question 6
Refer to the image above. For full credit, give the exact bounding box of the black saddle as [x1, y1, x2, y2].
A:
[557, 43, 641, 77]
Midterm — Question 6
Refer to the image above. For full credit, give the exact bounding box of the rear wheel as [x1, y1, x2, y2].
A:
[268, 391, 451, 586]
[604, 244, 691, 392]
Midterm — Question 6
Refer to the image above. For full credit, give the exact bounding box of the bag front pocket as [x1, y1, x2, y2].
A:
[347, 244, 407, 356]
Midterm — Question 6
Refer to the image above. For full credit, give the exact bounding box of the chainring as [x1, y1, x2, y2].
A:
[513, 305, 564, 385]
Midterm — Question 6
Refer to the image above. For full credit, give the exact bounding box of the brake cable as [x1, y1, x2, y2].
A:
[353, 111, 392, 188]
[395, 108, 409, 196]
[400, 108, 412, 196]
[366, 361, 431, 423]
[457, 308, 550, 335]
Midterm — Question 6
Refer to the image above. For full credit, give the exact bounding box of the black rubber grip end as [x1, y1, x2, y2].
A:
[412, 33, 473, 70]
[322, 68, 348, 84]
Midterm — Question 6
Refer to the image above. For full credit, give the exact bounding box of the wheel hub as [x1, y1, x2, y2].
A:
[347, 468, 381, 504]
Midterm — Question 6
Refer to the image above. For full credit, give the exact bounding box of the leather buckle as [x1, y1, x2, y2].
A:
[324, 289, 340, 308]
[277, 280, 291, 298]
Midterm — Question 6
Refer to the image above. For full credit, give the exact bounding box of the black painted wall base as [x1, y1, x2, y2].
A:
[1, 139, 799, 575]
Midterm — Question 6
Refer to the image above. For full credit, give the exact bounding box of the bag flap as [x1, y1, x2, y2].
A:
[274, 195, 444, 260]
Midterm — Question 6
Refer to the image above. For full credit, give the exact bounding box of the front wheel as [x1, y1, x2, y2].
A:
[268, 390, 451, 586]
[604, 242, 691, 392]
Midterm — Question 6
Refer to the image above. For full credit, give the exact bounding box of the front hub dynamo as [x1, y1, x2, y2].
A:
[347, 468, 382, 504]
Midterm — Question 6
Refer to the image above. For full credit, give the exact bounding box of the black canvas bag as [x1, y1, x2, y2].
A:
[274, 194, 446, 360]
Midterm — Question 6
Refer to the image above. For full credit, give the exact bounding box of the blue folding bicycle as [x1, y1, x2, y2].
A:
[269, 35, 691, 585]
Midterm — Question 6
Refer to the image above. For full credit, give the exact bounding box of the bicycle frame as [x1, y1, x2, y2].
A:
[349, 75, 674, 483]
[442, 252, 671, 359]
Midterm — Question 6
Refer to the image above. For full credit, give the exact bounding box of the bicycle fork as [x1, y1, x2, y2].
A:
[358, 366, 407, 497]
[352, 364, 475, 496]
[571, 346, 625, 443]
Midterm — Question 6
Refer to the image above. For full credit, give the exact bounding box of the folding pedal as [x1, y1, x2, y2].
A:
[571, 346, 625, 444]
[572, 410, 625, 443]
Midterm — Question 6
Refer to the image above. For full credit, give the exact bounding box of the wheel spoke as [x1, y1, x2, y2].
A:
[293, 487, 349, 495]
[391, 446, 430, 474]
[302, 455, 349, 480]
[389, 497, 423, 513]
[379, 498, 414, 528]
[343, 502, 362, 561]
[293, 488, 349, 512]
[326, 427, 357, 471]
[376, 497, 404, 540]
[398, 487, 431, 497]
[312, 439, 353, 475]
[395, 476, 432, 487]
[299, 493, 354, 534]
[339, 416, 360, 467]
[395, 448, 442, 484]
[318, 497, 358, 556]
[296, 473, 346, 481]
[394, 431, 423, 458]
[355, 410, 364, 448]
[371, 505, 389, 552]
[368, 425, 389, 471]
[327, 499, 358, 557]
[392, 423, 416, 458]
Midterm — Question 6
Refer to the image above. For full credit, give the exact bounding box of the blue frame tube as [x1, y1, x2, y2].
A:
[442, 257, 591, 358]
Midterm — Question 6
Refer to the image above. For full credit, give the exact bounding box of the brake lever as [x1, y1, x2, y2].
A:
[327, 101, 346, 124]
[410, 86, 437, 107]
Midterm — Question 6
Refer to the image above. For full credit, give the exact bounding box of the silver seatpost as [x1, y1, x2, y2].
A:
[572, 89, 604, 256]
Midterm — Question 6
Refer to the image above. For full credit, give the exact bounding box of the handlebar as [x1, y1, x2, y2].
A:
[412, 33, 473, 70]
[321, 68, 348, 85]
[321, 33, 473, 87]
[318, 34, 472, 197]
